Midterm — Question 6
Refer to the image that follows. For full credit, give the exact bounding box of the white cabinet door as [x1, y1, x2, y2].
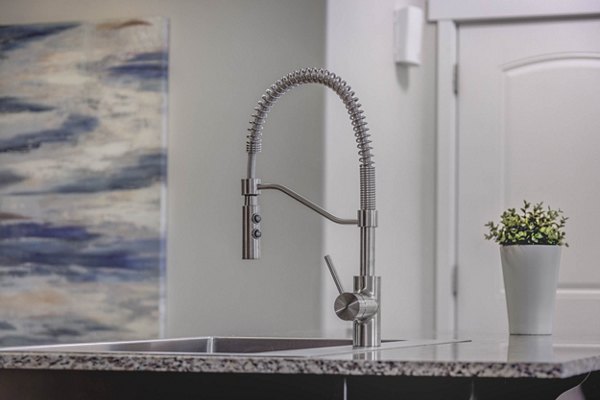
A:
[457, 18, 600, 335]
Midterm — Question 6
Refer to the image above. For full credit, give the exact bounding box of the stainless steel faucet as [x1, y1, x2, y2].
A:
[241, 68, 380, 348]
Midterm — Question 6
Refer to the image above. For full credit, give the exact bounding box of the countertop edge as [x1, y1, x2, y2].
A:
[1, 351, 596, 379]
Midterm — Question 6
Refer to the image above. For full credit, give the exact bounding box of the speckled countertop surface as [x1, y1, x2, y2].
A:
[1, 335, 600, 379]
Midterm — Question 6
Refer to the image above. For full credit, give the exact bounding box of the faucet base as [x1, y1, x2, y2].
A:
[352, 275, 381, 347]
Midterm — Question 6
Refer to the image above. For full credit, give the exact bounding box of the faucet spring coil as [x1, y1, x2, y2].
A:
[360, 166, 376, 210]
[246, 141, 262, 153]
[245, 68, 376, 210]
[246, 68, 374, 168]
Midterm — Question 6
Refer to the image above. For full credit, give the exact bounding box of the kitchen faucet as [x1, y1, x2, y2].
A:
[241, 68, 380, 348]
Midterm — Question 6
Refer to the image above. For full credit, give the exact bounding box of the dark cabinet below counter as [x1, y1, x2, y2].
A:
[0, 369, 598, 400]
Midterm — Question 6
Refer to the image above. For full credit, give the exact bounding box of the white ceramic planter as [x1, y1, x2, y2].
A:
[500, 245, 562, 335]
[507, 335, 554, 362]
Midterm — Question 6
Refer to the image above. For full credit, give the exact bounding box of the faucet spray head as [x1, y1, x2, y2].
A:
[242, 178, 261, 259]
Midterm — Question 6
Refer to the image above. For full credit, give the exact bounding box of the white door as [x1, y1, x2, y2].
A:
[457, 18, 600, 335]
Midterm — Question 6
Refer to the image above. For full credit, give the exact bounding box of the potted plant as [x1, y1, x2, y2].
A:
[485, 201, 568, 335]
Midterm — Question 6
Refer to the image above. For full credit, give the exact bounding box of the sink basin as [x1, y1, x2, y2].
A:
[1, 337, 467, 357]
[1, 337, 354, 355]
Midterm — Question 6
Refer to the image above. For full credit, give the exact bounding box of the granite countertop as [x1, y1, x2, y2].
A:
[1, 335, 600, 379]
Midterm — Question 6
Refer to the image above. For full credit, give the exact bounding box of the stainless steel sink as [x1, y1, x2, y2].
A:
[1, 337, 354, 355]
[1, 337, 467, 357]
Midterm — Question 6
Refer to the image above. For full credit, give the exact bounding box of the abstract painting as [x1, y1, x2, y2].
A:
[0, 18, 168, 346]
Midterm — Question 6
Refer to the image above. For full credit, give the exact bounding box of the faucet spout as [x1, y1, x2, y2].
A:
[258, 183, 358, 225]
[241, 68, 380, 347]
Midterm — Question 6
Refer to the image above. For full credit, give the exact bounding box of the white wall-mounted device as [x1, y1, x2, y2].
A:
[393, 6, 424, 66]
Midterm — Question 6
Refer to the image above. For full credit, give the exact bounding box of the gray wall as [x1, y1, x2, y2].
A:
[0, 0, 327, 338]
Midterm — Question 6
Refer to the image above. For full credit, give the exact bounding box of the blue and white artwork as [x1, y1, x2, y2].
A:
[0, 18, 168, 346]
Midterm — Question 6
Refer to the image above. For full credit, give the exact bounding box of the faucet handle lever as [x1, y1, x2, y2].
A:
[324, 255, 345, 295]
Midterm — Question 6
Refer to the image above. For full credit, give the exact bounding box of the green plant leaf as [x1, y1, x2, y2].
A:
[483, 200, 568, 246]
